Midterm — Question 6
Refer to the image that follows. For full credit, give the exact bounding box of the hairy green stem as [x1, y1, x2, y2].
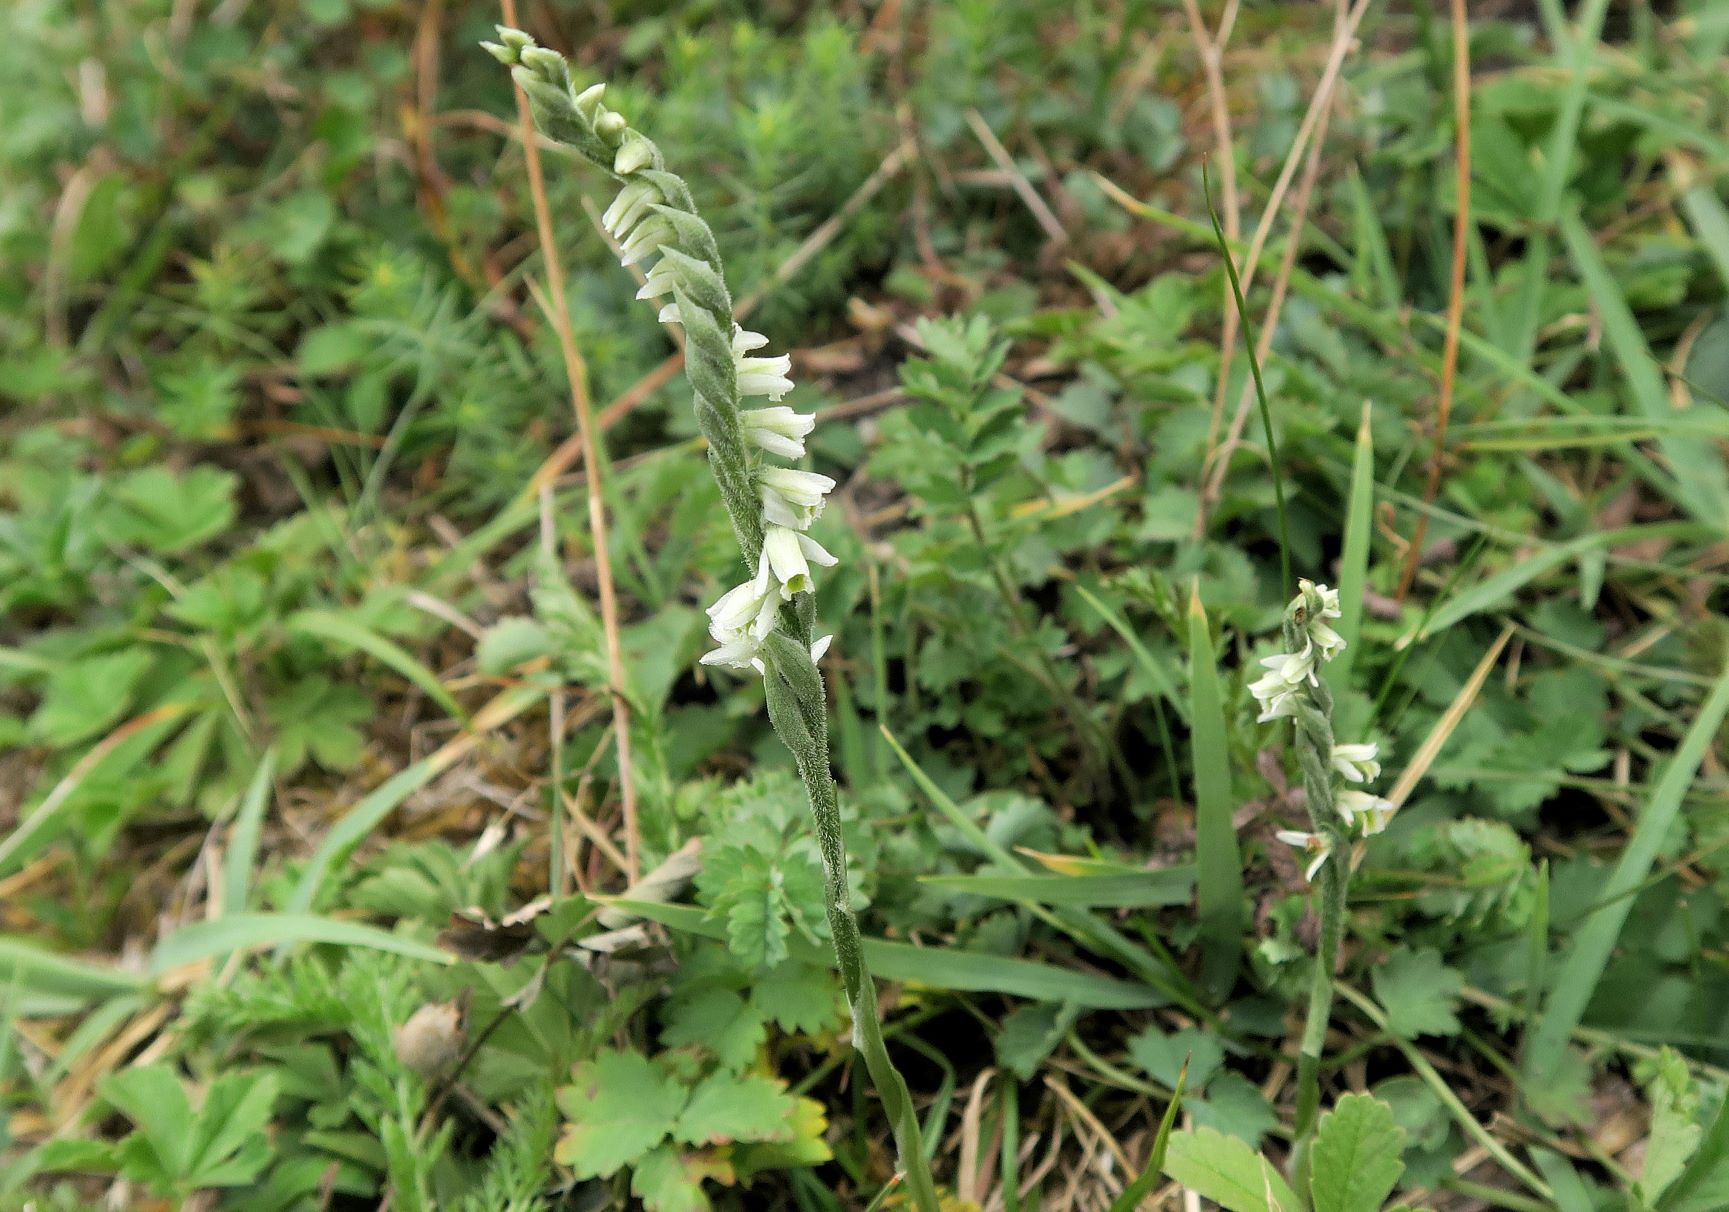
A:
[763, 636, 941, 1211]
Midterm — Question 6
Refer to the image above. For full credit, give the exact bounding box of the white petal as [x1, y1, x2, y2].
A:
[731, 326, 769, 354]
[1309, 621, 1346, 661]
[701, 637, 763, 671]
[618, 218, 672, 267]
[810, 635, 832, 662]
[738, 371, 795, 402]
[740, 407, 814, 439]
[636, 270, 677, 300]
[796, 533, 838, 567]
[657, 302, 683, 325]
[744, 427, 805, 459]
[758, 467, 835, 506]
[761, 489, 817, 530]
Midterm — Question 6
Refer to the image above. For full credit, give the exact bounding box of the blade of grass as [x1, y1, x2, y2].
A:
[0, 939, 148, 1018]
[1412, 521, 1699, 640]
[1386, 625, 1513, 809]
[1073, 585, 1187, 721]
[0, 703, 191, 880]
[882, 726, 1209, 1017]
[1524, 658, 1729, 1085]
[287, 610, 469, 725]
[287, 683, 541, 913]
[1519, 859, 1550, 1075]
[1107, 1063, 1187, 1212]
[1336, 982, 1554, 1201]
[1529, 1148, 1602, 1212]
[1679, 183, 1729, 294]
[605, 898, 1163, 1010]
[1534, 0, 1611, 224]
[999, 1079, 1022, 1212]
[918, 869, 1194, 908]
[1203, 161, 1290, 592]
[220, 750, 276, 917]
[1330, 402, 1375, 694]
[1188, 585, 1241, 997]
[152, 913, 452, 973]
[1560, 206, 1729, 527]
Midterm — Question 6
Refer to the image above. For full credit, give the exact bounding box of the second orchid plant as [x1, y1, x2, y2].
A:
[1249, 579, 1396, 1170]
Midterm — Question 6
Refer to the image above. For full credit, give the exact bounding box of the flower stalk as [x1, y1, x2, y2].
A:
[1250, 580, 1395, 1178]
[484, 30, 939, 1209]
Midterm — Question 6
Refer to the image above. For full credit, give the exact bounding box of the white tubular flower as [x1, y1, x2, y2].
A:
[1300, 581, 1347, 661]
[1338, 790, 1397, 836]
[701, 555, 781, 673]
[656, 302, 683, 325]
[1249, 648, 1316, 721]
[707, 556, 778, 637]
[1275, 829, 1333, 883]
[741, 407, 816, 459]
[617, 216, 674, 267]
[759, 466, 835, 530]
[1311, 582, 1343, 620]
[732, 326, 794, 401]
[762, 526, 837, 599]
[1330, 742, 1381, 784]
[1248, 673, 1299, 722]
[763, 526, 812, 597]
[1309, 619, 1347, 663]
[635, 258, 678, 300]
[602, 179, 659, 240]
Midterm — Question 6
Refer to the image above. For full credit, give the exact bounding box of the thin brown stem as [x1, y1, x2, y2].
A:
[1396, 0, 1472, 599]
[1196, 0, 1371, 527]
[501, 0, 639, 881]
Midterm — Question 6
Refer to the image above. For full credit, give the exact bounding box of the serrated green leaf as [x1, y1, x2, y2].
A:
[752, 961, 842, 1035]
[1371, 947, 1463, 1039]
[1309, 1093, 1406, 1212]
[673, 1072, 795, 1147]
[1641, 1048, 1701, 1204]
[186, 1070, 280, 1186]
[661, 988, 766, 1071]
[631, 1144, 728, 1212]
[99, 1065, 194, 1181]
[1129, 1025, 1224, 1092]
[28, 649, 154, 747]
[104, 465, 238, 554]
[995, 1002, 1078, 1080]
[1163, 1125, 1298, 1212]
[554, 1050, 685, 1177]
[1189, 1072, 1279, 1148]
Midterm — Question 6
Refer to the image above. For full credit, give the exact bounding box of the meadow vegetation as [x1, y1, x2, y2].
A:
[3, 1, 1729, 1209]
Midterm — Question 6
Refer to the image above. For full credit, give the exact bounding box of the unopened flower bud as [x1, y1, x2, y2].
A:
[393, 1001, 465, 1076]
